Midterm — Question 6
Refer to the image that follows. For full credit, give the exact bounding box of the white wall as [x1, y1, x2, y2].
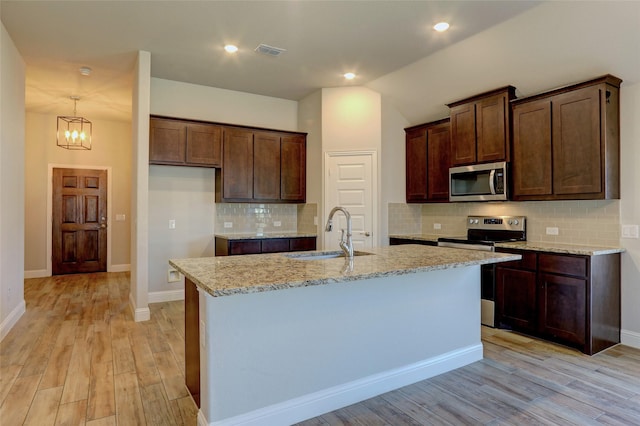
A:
[368, 1, 640, 343]
[148, 78, 298, 297]
[131, 51, 151, 322]
[0, 23, 26, 339]
[620, 82, 640, 347]
[380, 97, 410, 245]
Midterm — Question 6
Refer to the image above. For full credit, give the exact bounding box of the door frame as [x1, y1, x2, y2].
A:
[46, 164, 113, 276]
[323, 150, 378, 249]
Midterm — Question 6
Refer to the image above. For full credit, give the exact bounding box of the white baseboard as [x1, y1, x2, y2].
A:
[149, 289, 185, 304]
[201, 344, 483, 426]
[24, 269, 48, 279]
[621, 329, 640, 349]
[110, 264, 131, 273]
[0, 300, 26, 342]
[129, 292, 150, 322]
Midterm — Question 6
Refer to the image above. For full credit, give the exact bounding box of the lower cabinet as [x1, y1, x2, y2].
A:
[215, 236, 316, 256]
[496, 249, 620, 355]
[389, 238, 437, 246]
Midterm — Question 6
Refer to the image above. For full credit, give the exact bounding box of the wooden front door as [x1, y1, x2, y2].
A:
[52, 168, 107, 275]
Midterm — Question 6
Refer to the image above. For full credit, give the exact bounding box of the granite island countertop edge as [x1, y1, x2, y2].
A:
[170, 245, 521, 298]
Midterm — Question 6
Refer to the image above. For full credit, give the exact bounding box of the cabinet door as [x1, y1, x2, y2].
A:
[552, 86, 601, 195]
[149, 118, 186, 164]
[222, 128, 254, 200]
[427, 122, 450, 201]
[405, 127, 428, 202]
[289, 237, 316, 252]
[512, 99, 552, 197]
[495, 267, 537, 333]
[253, 132, 281, 200]
[476, 93, 508, 163]
[538, 273, 586, 346]
[186, 123, 222, 167]
[281, 135, 306, 202]
[449, 103, 476, 166]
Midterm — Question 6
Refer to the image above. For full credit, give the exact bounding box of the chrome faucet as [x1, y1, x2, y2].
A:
[325, 206, 354, 259]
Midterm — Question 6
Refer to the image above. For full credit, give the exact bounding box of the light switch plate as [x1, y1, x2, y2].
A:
[546, 227, 559, 235]
[115, 214, 126, 221]
[224, 222, 233, 228]
[169, 219, 176, 229]
[622, 224, 639, 239]
[433, 223, 442, 230]
[273, 221, 282, 227]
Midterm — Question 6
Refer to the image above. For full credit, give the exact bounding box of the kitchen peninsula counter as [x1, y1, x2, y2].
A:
[214, 231, 317, 240]
[170, 244, 520, 297]
[170, 245, 520, 425]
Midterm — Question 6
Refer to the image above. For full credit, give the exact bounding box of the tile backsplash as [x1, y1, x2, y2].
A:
[389, 200, 621, 247]
[215, 203, 318, 235]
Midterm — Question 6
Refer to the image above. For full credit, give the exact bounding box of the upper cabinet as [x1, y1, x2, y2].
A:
[447, 86, 516, 166]
[511, 75, 621, 201]
[215, 128, 306, 203]
[405, 118, 450, 203]
[149, 117, 222, 167]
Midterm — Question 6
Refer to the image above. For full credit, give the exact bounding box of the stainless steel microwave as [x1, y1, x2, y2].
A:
[449, 161, 508, 202]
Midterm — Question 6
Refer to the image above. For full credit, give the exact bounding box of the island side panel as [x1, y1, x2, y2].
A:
[200, 266, 482, 424]
[185, 278, 200, 407]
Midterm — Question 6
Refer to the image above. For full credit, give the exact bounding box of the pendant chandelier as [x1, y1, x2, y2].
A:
[57, 96, 92, 150]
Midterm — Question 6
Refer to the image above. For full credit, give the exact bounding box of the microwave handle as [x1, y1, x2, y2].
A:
[489, 169, 496, 195]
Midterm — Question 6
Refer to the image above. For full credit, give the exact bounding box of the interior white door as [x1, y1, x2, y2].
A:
[324, 152, 376, 251]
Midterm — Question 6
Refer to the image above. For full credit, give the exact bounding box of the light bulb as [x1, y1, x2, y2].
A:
[65, 130, 71, 140]
[224, 45, 238, 53]
[72, 130, 78, 141]
[344, 72, 356, 80]
[80, 132, 86, 141]
[434, 22, 450, 32]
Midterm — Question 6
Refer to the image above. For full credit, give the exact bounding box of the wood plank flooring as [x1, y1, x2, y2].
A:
[2, 272, 640, 425]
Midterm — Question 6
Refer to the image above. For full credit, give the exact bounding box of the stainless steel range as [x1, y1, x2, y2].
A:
[438, 216, 526, 327]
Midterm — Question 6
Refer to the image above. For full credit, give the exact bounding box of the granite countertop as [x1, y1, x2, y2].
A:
[215, 232, 317, 240]
[495, 241, 625, 256]
[390, 233, 624, 256]
[170, 245, 520, 298]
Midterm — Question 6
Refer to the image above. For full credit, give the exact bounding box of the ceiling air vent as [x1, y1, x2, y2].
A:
[255, 43, 286, 57]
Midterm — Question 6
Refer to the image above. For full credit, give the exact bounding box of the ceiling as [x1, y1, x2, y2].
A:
[1, 1, 539, 122]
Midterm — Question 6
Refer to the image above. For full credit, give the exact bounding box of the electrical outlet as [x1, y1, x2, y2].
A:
[224, 222, 233, 228]
[433, 223, 442, 230]
[167, 269, 181, 282]
[546, 227, 559, 235]
[622, 224, 639, 239]
[313, 216, 318, 226]
[273, 221, 282, 227]
[169, 219, 176, 229]
[200, 320, 206, 348]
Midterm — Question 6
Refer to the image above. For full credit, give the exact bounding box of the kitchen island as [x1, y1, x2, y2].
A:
[170, 245, 520, 426]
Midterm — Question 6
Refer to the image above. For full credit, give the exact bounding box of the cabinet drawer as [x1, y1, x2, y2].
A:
[289, 237, 316, 252]
[496, 249, 537, 271]
[229, 240, 261, 255]
[261, 239, 290, 253]
[538, 253, 587, 277]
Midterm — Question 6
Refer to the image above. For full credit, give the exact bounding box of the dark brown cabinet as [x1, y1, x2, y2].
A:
[149, 117, 221, 167]
[405, 118, 450, 203]
[447, 86, 515, 166]
[496, 248, 620, 355]
[216, 129, 306, 203]
[496, 250, 537, 334]
[512, 75, 621, 201]
[215, 236, 316, 256]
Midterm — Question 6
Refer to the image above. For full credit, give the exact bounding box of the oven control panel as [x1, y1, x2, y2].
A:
[467, 216, 526, 232]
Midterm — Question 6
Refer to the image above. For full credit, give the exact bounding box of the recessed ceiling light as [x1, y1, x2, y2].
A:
[79, 66, 92, 76]
[344, 72, 356, 80]
[224, 44, 239, 53]
[434, 22, 450, 32]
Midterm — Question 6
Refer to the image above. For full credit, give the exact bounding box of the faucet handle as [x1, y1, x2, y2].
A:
[340, 228, 346, 242]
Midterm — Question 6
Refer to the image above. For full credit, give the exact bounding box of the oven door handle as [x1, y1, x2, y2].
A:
[489, 169, 497, 195]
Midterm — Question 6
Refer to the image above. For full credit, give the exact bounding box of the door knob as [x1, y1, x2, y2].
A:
[100, 224, 107, 229]
[361, 231, 371, 237]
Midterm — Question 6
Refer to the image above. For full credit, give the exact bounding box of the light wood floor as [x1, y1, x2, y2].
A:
[3, 273, 640, 425]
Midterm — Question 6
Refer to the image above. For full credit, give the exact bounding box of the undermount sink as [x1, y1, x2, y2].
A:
[284, 250, 374, 261]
